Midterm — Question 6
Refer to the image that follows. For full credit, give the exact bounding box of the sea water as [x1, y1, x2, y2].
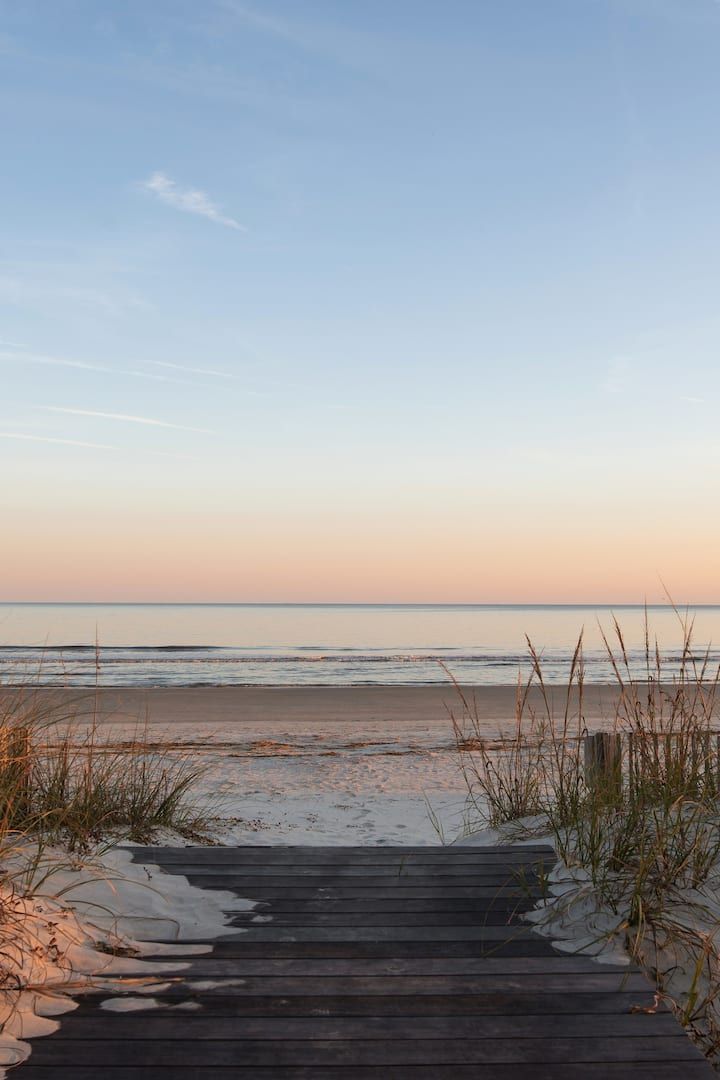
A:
[0, 603, 719, 687]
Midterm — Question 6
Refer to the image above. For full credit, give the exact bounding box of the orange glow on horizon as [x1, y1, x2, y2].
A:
[3, 502, 718, 604]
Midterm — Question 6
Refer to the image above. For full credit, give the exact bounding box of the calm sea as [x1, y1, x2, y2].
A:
[0, 604, 719, 688]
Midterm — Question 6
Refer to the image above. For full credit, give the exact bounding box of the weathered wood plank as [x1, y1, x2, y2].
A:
[14, 1064, 718, 1079]
[227, 911, 537, 928]
[22, 1035, 705, 1066]
[147, 940, 561, 958]
[98, 954, 637, 976]
[129, 845, 556, 858]
[232, 911, 529, 926]
[229, 898, 537, 913]
[158, 865, 544, 878]
[52, 1015, 686, 1041]
[195, 883, 546, 897]
[138, 853, 556, 866]
[94, 973, 655, 995]
[49, 1013, 682, 1040]
[187, 876, 546, 894]
[134, 851, 557, 859]
[220, 925, 542, 943]
[179, 868, 539, 876]
[73, 990, 666, 1016]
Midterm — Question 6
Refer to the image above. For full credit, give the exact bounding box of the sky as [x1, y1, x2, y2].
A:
[2, 0, 720, 604]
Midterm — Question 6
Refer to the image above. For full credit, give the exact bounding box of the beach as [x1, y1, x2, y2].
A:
[1, 602, 707, 845]
[5, 683, 626, 726]
[4, 684, 625, 846]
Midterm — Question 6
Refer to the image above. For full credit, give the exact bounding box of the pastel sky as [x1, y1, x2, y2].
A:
[2, 0, 720, 603]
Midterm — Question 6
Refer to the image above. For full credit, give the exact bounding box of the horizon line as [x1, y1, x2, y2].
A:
[0, 600, 718, 609]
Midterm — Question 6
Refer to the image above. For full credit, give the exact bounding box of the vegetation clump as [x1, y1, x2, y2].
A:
[0, 686, 209, 850]
[452, 612, 720, 1060]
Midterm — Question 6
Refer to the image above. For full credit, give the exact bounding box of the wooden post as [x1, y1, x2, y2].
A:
[584, 732, 623, 801]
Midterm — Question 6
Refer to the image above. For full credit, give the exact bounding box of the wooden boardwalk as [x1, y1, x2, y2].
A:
[17, 844, 714, 1079]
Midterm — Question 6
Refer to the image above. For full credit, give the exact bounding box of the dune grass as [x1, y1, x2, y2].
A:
[451, 611, 720, 1059]
[0, 685, 211, 851]
[0, 680, 214, 1068]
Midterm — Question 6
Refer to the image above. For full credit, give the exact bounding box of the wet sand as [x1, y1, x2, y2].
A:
[2, 683, 624, 730]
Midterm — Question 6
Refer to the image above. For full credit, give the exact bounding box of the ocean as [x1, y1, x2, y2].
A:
[0, 603, 719, 688]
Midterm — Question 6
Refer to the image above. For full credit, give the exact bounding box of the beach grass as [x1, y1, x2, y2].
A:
[0, 680, 214, 1068]
[452, 609, 720, 1060]
[0, 686, 210, 850]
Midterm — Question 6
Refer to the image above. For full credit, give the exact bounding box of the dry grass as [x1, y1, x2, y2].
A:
[451, 609, 720, 1062]
[0, 685, 211, 850]
[0, 679, 214, 1065]
[446, 636, 586, 832]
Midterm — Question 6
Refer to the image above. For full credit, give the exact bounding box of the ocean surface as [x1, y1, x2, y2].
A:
[1, 603, 719, 688]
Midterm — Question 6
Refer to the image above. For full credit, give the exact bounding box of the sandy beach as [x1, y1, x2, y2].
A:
[3, 684, 625, 846]
[4, 683, 626, 727]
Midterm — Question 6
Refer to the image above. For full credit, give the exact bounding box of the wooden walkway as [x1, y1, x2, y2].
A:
[17, 844, 714, 1079]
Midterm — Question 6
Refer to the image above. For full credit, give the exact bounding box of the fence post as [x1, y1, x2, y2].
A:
[584, 732, 623, 801]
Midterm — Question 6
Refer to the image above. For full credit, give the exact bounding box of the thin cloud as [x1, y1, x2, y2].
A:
[149, 359, 240, 379]
[1, 431, 199, 462]
[1, 350, 107, 374]
[0, 432, 118, 451]
[0, 339, 27, 348]
[222, 2, 303, 44]
[0, 350, 205, 386]
[142, 172, 245, 231]
[681, 395, 705, 404]
[219, 0, 375, 72]
[0, 273, 148, 316]
[38, 405, 213, 435]
[147, 359, 265, 393]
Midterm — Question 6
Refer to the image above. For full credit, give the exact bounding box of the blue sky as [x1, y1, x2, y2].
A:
[2, 0, 720, 601]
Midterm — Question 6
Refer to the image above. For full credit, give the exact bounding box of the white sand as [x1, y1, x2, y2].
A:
[0, 846, 254, 1075]
[80, 718, 472, 844]
[460, 815, 720, 1064]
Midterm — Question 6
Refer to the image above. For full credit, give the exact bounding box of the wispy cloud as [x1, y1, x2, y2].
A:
[142, 172, 244, 231]
[0, 433, 118, 451]
[222, 2, 304, 45]
[0, 350, 205, 386]
[147, 359, 264, 392]
[38, 405, 213, 434]
[1, 431, 199, 462]
[681, 395, 705, 404]
[0, 339, 27, 348]
[149, 359, 239, 379]
[1, 350, 108, 374]
[219, 0, 377, 72]
[0, 274, 148, 316]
